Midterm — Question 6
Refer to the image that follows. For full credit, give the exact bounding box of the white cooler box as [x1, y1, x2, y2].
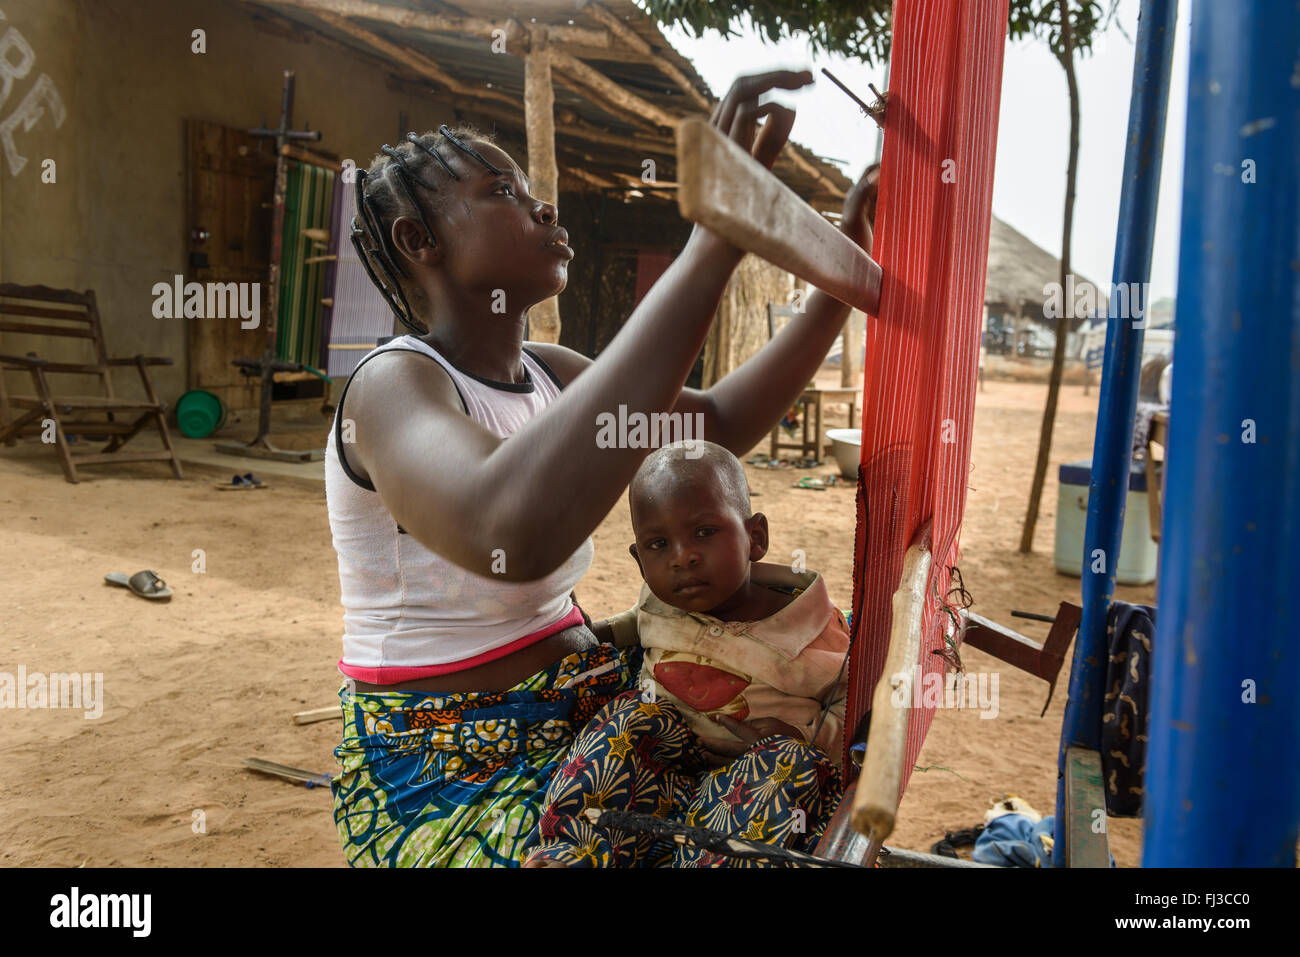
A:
[1054, 458, 1159, 586]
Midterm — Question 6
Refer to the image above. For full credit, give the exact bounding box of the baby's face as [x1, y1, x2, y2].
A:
[629, 475, 757, 614]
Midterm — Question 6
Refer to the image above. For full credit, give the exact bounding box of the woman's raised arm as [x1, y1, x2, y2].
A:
[350, 71, 813, 582]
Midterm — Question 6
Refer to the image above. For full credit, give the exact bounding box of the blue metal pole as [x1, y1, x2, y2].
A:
[1143, 2, 1300, 867]
[1053, 0, 1178, 864]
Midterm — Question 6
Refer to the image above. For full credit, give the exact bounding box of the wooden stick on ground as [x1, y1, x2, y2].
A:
[242, 757, 332, 787]
[676, 117, 883, 316]
[851, 540, 932, 844]
[292, 706, 342, 725]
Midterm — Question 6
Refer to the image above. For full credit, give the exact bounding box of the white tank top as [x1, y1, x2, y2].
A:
[325, 334, 594, 672]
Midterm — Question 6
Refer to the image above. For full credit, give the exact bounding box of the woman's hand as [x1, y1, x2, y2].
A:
[709, 69, 810, 169]
[691, 70, 813, 262]
[570, 592, 616, 642]
[697, 714, 807, 769]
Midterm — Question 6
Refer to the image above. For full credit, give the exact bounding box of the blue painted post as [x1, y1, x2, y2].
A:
[1143, 2, 1300, 866]
[1053, 0, 1178, 864]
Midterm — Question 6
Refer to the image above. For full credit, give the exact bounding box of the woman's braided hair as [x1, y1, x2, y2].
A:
[351, 124, 503, 334]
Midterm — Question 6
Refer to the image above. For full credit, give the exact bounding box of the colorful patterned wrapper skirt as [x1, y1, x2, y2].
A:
[332, 643, 637, 867]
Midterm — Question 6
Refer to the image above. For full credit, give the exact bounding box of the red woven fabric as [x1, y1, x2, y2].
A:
[844, 0, 1009, 786]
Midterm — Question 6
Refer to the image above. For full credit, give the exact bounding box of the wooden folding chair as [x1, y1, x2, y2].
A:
[0, 283, 184, 483]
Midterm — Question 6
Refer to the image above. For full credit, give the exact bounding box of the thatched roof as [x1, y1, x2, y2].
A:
[241, 0, 852, 207]
[986, 215, 1101, 330]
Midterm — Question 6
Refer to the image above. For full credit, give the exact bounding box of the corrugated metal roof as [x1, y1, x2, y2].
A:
[242, 0, 851, 206]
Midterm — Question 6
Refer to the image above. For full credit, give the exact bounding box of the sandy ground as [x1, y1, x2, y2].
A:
[0, 374, 1154, 867]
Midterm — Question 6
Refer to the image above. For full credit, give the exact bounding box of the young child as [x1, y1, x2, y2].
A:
[523, 440, 850, 867]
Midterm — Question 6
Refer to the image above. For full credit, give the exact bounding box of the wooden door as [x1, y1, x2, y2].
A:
[185, 120, 274, 409]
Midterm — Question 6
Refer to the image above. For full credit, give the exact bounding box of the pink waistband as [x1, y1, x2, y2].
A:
[337, 604, 585, 685]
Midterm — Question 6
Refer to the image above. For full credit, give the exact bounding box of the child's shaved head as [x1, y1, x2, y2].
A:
[627, 440, 768, 614]
[630, 440, 751, 522]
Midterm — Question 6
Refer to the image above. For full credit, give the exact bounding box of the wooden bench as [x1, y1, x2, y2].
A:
[764, 302, 861, 461]
[770, 386, 861, 461]
[0, 283, 184, 483]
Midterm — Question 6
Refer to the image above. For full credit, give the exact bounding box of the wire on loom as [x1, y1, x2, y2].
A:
[946, 565, 974, 610]
[932, 565, 974, 674]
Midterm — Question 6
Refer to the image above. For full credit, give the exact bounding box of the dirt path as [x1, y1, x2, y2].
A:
[0, 378, 1153, 866]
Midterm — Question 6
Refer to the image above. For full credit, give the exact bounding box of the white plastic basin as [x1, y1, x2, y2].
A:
[825, 428, 862, 479]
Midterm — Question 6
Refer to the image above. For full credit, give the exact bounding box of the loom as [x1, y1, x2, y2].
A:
[664, 0, 1300, 867]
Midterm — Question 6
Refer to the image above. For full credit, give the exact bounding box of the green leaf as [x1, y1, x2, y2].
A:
[638, 0, 1120, 65]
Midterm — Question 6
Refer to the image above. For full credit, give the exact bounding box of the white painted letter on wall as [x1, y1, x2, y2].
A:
[1, 73, 66, 176]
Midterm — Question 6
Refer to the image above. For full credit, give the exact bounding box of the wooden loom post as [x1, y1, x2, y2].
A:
[263, 75, 291, 427]
[850, 540, 931, 852]
[215, 69, 325, 462]
[524, 30, 561, 344]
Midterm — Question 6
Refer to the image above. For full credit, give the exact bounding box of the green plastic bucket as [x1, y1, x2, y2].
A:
[175, 390, 226, 438]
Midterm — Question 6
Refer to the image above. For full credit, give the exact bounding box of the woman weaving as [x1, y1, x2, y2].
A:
[327, 70, 875, 866]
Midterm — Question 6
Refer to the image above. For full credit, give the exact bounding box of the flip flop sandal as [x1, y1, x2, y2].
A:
[104, 569, 173, 600]
[794, 476, 828, 490]
[215, 473, 269, 491]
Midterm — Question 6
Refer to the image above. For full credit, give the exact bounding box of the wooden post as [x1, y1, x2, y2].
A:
[524, 30, 561, 344]
[258, 71, 294, 447]
[842, 308, 863, 388]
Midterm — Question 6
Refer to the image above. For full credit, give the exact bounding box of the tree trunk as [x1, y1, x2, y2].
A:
[1019, 0, 1079, 553]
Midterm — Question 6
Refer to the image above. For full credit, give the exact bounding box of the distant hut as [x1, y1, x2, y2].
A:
[983, 216, 1101, 358]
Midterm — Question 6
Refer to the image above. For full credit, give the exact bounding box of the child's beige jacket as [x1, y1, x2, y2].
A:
[615, 562, 850, 762]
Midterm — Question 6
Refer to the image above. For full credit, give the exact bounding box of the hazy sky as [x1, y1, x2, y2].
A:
[659, 0, 1189, 301]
